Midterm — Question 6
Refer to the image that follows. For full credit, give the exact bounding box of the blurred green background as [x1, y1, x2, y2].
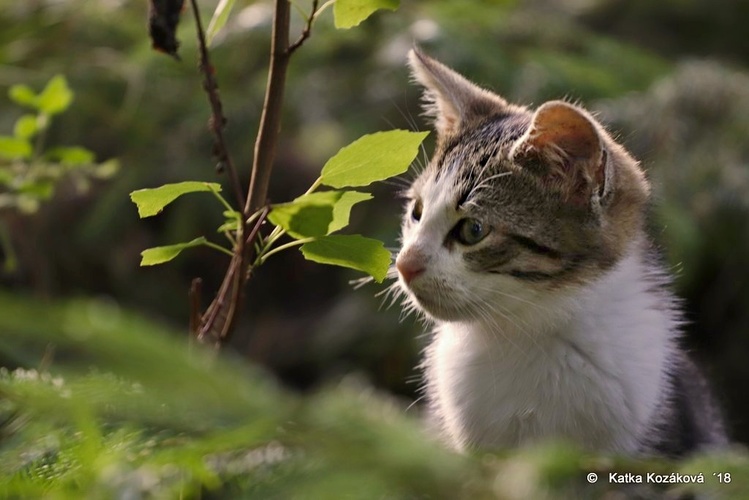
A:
[1, 0, 748, 449]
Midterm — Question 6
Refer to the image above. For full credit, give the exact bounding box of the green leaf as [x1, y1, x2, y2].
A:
[206, 0, 236, 46]
[18, 180, 54, 199]
[217, 220, 238, 233]
[8, 84, 38, 108]
[268, 190, 373, 238]
[37, 75, 74, 116]
[334, 0, 399, 29]
[321, 130, 428, 188]
[218, 210, 242, 233]
[300, 235, 391, 282]
[13, 114, 38, 139]
[140, 237, 207, 266]
[0, 136, 32, 160]
[92, 159, 120, 179]
[329, 191, 373, 234]
[129, 181, 222, 218]
[46, 146, 95, 165]
[268, 191, 341, 239]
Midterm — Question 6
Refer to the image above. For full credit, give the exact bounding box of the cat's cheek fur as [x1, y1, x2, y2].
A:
[397, 242, 473, 321]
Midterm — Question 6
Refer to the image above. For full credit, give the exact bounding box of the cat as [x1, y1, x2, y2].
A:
[394, 48, 728, 457]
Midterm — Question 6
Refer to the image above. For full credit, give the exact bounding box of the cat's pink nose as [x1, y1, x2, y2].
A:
[396, 251, 426, 285]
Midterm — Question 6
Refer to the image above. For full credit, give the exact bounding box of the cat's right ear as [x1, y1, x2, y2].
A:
[509, 101, 608, 206]
[408, 49, 510, 137]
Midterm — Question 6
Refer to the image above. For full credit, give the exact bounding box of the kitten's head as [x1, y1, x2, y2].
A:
[396, 49, 650, 323]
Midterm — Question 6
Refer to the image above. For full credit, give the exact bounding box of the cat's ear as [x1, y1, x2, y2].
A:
[408, 48, 510, 137]
[510, 101, 608, 205]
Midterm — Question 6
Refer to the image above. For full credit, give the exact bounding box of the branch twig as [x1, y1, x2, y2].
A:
[188, 0, 246, 210]
[288, 0, 320, 55]
[196, 0, 317, 346]
[244, 0, 291, 214]
[197, 1, 293, 346]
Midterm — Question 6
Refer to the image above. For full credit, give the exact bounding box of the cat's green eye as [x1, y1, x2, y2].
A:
[411, 200, 423, 222]
[455, 218, 489, 245]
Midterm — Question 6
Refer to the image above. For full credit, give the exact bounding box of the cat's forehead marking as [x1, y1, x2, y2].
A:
[422, 158, 461, 211]
[432, 113, 531, 192]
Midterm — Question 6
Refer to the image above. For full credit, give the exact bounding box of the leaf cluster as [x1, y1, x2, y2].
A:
[130, 129, 427, 282]
[0, 75, 118, 216]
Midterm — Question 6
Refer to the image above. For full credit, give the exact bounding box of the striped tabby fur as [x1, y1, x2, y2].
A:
[395, 49, 727, 456]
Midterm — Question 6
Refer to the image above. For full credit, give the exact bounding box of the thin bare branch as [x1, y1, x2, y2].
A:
[198, 0, 320, 347]
[198, 252, 242, 345]
[288, 0, 320, 55]
[244, 0, 291, 214]
[188, 0, 246, 210]
[245, 205, 270, 247]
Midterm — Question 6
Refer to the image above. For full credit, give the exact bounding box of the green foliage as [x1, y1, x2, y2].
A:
[334, 0, 400, 29]
[301, 234, 392, 282]
[1, 293, 748, 498]
[258, 129, 427, 279]
[129, 181, 223, 218]
[0, 74, 118, 272]
[140, 236, 210, 266]
[130, 129, 427, 281]
[9, 75, 73, 116]
[268, 190, 373, 238]
[0, 137, 31, 160]
[0, 75, 117, 215]
[0, 293, 472, 498]
[206, 0, 236, 46]
[320, 129, 429, 188]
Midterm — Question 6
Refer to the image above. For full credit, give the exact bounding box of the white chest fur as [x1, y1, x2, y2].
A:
[425, 249, 678, 453]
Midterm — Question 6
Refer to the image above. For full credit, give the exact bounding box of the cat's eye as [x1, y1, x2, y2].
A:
[455, 218, 489, 246]
[411, 200, 423, 222]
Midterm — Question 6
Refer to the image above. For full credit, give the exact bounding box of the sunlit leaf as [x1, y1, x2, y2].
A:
[8, 84, 38, 108]
[129, 181, 222, 218]
[217, 220, 239, 233]
[321, 130, 428, 188]
[218, 209, 242, 233]
[13, 114, 38, 139]
[328, 191, 372, 234]
[300, 234, 391, 282]
[268, 191, 341, 239]
[140, 237, 208, 266]
[269, 190, 373, 239]
[46, 146, 95, 166]
[206, 0, 236, 46]
[37, 75, 74, 116]
[0, 136, 32, 160]
[334, 0, 399, 29]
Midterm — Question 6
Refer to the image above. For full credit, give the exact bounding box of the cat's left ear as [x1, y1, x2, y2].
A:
[510, 101, 609, 206]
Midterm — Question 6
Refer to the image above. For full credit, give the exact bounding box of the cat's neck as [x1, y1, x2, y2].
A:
[427, 239, 678, 452]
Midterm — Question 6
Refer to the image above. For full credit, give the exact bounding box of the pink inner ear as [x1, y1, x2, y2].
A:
[527, 103, 601, 161]
[514, 102, 606, 205]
